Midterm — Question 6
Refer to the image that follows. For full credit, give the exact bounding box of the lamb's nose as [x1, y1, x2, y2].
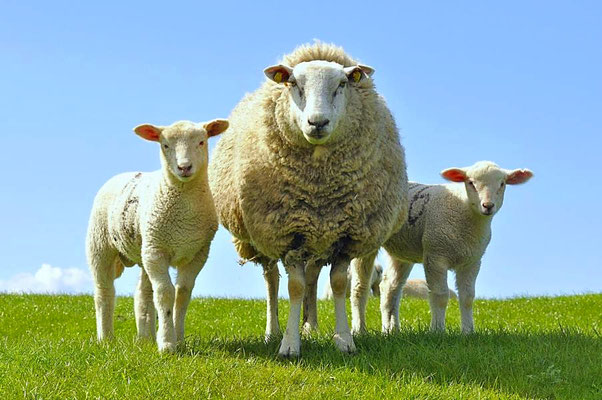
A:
[178, 163, 192, 173]
[308, 118, 330, 129]
[482, 202, 494, 210]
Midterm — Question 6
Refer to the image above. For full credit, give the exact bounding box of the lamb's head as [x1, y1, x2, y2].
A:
[265, 60, 374, 145]
[441, 161, 533, 217]
[134, 119, 229, 182]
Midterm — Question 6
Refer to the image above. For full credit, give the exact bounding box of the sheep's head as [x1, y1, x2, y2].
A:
[134, 119, 229, 182]
[441, 161, 533, 217]
[265, 60, 374, 145]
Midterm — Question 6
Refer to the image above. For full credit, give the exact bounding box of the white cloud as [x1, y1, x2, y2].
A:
[0, 264, 93, 294]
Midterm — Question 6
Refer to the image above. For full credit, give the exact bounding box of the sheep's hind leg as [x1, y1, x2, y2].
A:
[262, 260, 281, 341]
[302, 261, 322, 334]
[380, 254, 413, 333]
[331, 257, 356, 353]
[135, 267, 156, 340]
[456, 263, 480, 334]
[91, 253, 120, 341]
[278, 259, 305, 358]
[350, 251, 377, 335]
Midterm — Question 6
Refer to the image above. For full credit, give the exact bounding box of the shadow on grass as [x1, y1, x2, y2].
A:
[185, 328, 602, 399]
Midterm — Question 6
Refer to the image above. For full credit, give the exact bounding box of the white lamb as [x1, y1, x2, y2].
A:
[86, 119, 229, 353]
[323, 264, 383, 299]
[379, 161, 533, 333]
[401, 279, 457, 300]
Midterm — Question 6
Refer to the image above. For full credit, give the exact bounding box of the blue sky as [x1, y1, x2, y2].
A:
[1, 1, 600, 298]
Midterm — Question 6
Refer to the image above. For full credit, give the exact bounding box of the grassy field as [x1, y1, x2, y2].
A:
[1, 294, 601, 399]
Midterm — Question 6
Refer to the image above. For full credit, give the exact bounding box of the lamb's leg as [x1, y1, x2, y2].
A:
[331, 256, 356, 353]
[135, 267, 156, 340]
[173, 250, 208, 346]
[278, 260, 305, 357]
[302, 261, 322, 334]
[91, 253, 119, 341]
[262, 260, 280, 341]
[350, 251, 377, 334]
[424, 256, 451, 332]
[380, 255, 413, 333]
[456, 262, 480, 334]
[142, 250, 176, 353]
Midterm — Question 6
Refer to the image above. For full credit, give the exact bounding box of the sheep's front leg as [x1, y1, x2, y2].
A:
[331, 257, 356, 353]
[380, 254, 414, 333]
[135, 267, 156, 340]
[174, 250, 208, 346]
[278, 261, 305, 357]
[142, 250, 176, 353]
[455, 262, 480, 334]
[424, 256, 451, 332]
[302, 261, 322, 334]
[262, 260, 280, 341]
[350, 251, 377, 334]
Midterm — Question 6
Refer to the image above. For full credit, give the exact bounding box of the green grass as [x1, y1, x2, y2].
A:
[1, 294, 601, 399]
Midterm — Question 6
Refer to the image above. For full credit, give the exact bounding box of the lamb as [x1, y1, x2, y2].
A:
[86, 119, 229, 353]
[401, 279, 457, 300]
[323, 264, 383, 299]
[208, 42, 408, 356]
[378, 161, 533, 333]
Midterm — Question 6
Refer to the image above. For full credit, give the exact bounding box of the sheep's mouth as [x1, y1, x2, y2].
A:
[304, 130, 330, 145]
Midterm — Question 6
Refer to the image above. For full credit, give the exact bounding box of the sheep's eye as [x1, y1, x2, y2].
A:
[199, 141, 204, 146]
[163, 144, 169, 149]
[469, 181, 475, 187]
[339, 81, 347, 88]
[288, 81, 297, 87]
[500, 182, 505, 188]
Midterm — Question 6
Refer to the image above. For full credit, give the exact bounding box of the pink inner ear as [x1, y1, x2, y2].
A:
[136, 125, 160, 141]
[506, 170, 533, 184]
[442, 169, 467, 182]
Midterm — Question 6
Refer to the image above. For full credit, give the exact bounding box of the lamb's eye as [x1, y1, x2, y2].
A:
[289, 81, 297, 87]
[199, 141, 204, 146]
[500, 182, 505, 188]
[163, 144, 169, 149]
[339, 81, 346, 88]
[469, 181, 475, 188]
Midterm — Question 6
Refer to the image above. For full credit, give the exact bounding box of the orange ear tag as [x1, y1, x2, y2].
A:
[274, 71, 283, 83]
[352, 70, 362, 83]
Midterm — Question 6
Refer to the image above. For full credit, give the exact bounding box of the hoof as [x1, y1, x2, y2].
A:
[302, 322, 318, 335]
[158, 341, 177, 354]
[333, 332, 356, 354]
[278, 335, 301, 358]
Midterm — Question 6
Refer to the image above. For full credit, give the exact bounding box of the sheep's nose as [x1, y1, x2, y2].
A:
[308, 118, 330, 129]
[178, 162, 192, 173]
[482, 202, 494, 210]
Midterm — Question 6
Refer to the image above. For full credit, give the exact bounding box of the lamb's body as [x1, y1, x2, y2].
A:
[87, 120, 227, 353]
[209, 43, 407, 356]
[379, 161, 533, 333]
[401, 279, 457, 300]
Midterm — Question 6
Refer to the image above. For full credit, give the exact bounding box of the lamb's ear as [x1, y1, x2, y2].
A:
[344, 65, 374, 83]
[204, 119, 229, 138]
[441, 167, 468, 182]
[264, 64, 293, 83]
[505, 168, 533, 185]
[134, 124, 162, 142]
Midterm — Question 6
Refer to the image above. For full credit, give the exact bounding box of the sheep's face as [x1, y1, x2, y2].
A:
[265, 61, 374, 145]
[134, 119, 229, 182]
[441, 161, 533, 217]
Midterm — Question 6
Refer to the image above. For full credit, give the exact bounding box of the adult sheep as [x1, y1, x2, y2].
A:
[209, 42, 408, 356]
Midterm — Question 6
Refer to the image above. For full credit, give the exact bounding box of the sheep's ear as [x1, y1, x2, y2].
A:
[264, 64, 293, 83]
[441, 168, 468, 182]
[344, 65, 374, 83]
[204, 119, 229, 138]
[505, 168, 533, 185]
[134, 124, 162, 142]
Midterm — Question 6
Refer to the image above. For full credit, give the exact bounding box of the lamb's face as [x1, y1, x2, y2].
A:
[265, 61, 374, 145]
[134, 119, 229, 182]
[441, 161, 533, 217]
